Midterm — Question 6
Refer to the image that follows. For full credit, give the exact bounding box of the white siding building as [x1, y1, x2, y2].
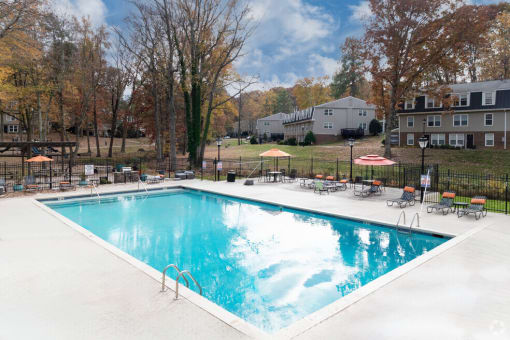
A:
[255, 112, 288, 141]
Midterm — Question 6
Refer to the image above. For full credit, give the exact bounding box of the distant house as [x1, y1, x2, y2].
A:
[398, 79, 510, 149]
[255, 112, 288, 141]
[1, 113, 20, 135]
[282, 96, 376, 144]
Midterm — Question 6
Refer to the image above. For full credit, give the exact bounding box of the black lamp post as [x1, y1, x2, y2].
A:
[348, 138, 355, 182]
[418, 136, 428, 203]
[216, 137, 222, 181]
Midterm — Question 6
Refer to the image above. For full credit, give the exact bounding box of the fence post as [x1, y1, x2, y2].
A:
[398, 162, 401, 188]
[336, 158, 339, 181]
[311, 156, 313, 178]
[49, 160, 53, 189]
[447, 169, 450, 191]
[506, 174, 508, 215]
[239, 156, 242, 176]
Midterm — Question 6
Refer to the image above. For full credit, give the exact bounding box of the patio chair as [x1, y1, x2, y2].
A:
[427, 191, 456, 215]
[284, 169, 297, 182]
[354, 180, 382, 198]
[59, 181, 75, 191]
[335, 179, 349, 191]
[24, 176, 40, 192]
[0, 178, 6, 197]
[457, 196, 487, 220]
[314, 181, 329, 195]
[386, 186, 416, 208]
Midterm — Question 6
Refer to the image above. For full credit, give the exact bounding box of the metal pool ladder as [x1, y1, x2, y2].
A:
[138, 177, 148, 195]
[161, 264, 202, 300]
[409, 212, 420, 233]
[90, 182, 100, 202]
[396, 211, 406, 230]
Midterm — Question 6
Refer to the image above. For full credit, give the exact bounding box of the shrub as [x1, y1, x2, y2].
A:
[303, 131, 316, 146]
[286, 137, 297, 146]
[369, 119, 383, 136]
[250, 136, 258, 144]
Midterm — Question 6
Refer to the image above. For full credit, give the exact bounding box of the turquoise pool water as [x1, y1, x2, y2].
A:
[45, 189, 447, 333]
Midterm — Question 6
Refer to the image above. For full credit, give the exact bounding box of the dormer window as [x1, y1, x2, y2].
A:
[425, 96, 441, 109]
[324, 109, 333, 116]
[451, 93, 469, 107]
[404, 99, 415, 110]
[482, 92, 495, 106]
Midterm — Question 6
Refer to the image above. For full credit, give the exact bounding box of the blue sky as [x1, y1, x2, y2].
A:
[52, 0, 505, 91]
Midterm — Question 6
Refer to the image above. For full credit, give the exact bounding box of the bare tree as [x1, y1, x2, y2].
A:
[0, 0, 40, 41]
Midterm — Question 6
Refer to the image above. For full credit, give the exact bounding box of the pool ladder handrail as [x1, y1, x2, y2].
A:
[160, 264, 202, 300]
[396, 210, 406, 230]
[409, 212, 420, 233]
[138, 177, 148, 195]
[90, 182, 100, 202]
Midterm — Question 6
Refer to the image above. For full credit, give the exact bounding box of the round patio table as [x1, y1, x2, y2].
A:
[453, 201, 469, 212]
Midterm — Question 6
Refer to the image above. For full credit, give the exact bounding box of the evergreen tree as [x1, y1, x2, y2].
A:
[331, 37, 364, 99]
[273, 89, 294, 113]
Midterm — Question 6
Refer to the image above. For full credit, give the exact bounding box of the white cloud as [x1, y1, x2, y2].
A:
[307, 54, 338, 79]
[349, 1, 372, 22]
[51, 0, 108, 27]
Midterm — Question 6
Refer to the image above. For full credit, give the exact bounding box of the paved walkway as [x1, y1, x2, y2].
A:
[1, 179, 509, 339]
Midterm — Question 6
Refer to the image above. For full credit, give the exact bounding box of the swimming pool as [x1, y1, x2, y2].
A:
[45, 188, 448, 333]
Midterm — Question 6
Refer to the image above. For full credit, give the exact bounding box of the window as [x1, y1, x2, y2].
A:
[482, 92, 495, 106]
[8, 125, 18, 133]
[407, 116, 414, 128]
[449, 134, 464, 147]
[5, 115, 15, 122]
[485, 133, 494, 147]
[451, 93, 469, 107]
[264, 121, 270, 126]
[485, 113, 493, 126]
[359, 122, 367, 130]
[453, 114, 468, 127]
[407, 133, 414, 146]
[425, 96, 441, 108]
[324, 109, 333, 116]
[405, 99, 415, 110]
[427, 115, 441, 127]
[323, 122, 333, 129]
[358, 109, 367, 116]
[430, 134, 446, 146]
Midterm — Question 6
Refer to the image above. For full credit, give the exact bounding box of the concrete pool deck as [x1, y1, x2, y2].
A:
[1, 179, 509, 339]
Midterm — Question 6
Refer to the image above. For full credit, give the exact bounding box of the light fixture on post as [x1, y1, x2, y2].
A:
[348, 138, 355, 182]
[418, 136, 428, 203]
[216, 137, 222, 181]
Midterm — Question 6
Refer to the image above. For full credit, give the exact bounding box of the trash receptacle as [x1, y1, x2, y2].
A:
[227, 171, 236, 182]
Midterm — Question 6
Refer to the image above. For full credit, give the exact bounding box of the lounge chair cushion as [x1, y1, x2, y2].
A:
[340, 179, 348, 183]
[326, 176, 334, 181]
[373, 180, 382, 186]
[442, 192, 456, 199]
[404, 186, 415, 193]
[471, 198, 486, 205]
[315, 175, 323, 179]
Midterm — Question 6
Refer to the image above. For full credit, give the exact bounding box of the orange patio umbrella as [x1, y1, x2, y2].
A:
[259, 148, 292, 171]
[26, 155, 54, 162]
[354, 154, 396, 179]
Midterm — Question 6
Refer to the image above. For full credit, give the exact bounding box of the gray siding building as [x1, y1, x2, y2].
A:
[283, 96, 376, 144]
[255, 112, 288, 140]
[398, 79, 510, 149]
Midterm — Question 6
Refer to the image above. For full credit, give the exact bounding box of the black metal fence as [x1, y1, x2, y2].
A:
[2, 155, 509, 214]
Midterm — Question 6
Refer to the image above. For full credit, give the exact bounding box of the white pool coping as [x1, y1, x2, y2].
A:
[32, 183, 484, 339]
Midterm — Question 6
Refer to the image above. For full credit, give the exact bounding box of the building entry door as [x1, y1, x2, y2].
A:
[466, 134, 474, 149]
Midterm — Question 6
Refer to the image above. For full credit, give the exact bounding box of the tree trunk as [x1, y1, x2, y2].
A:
[108, 95, 119, 158]
[37, 92, 42, 141]
[58, 88, 67, 156]
[121, 116, 127, 153]
[167, 80, 176, 172]
[86, 119, 91, 154]
[384, 88, 398, 159]
[0, 106, 4, 142]
[152, 75, 162, 161]
[93, 89, 101, 157]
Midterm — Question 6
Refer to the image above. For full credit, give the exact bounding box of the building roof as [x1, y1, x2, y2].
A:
[283, 107, 314, 124]
[283, 96, 374, 125]
[445, 79, 510, 93]
[315, 96, 376, 109]
[258, 112, 288, 121]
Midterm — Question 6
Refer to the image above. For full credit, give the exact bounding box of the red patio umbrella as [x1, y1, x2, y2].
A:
[354, 154, 396, 179]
